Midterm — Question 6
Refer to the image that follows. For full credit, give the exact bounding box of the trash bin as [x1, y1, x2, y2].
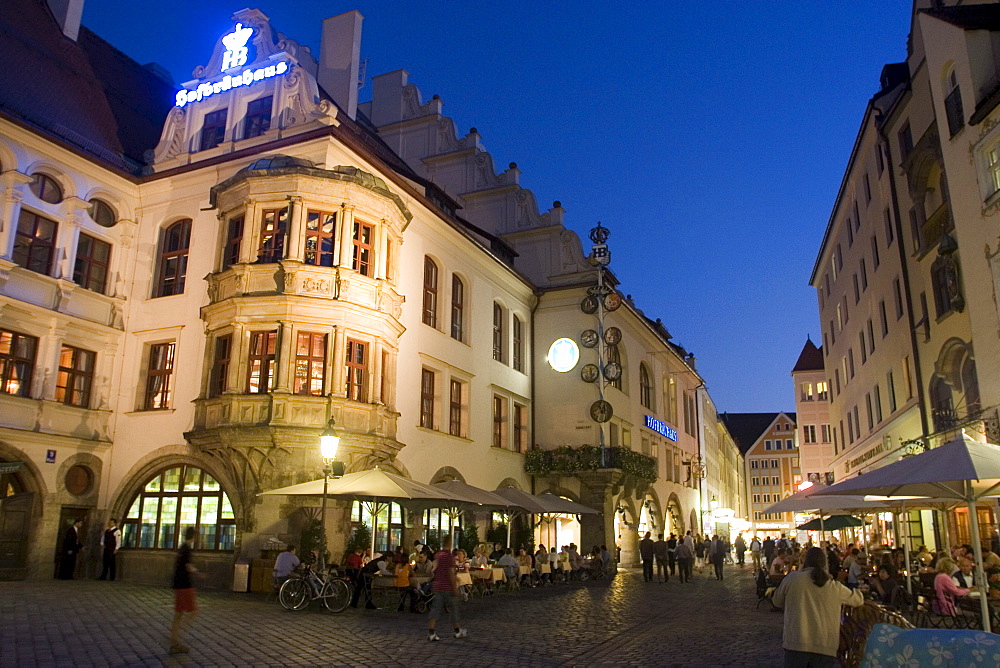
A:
[232, 559, 250, 593]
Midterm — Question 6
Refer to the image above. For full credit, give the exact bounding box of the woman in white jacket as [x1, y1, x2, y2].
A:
[772, 546, 864, 667]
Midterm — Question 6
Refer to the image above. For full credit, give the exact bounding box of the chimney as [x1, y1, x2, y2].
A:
[318, 10, 363, 121]
[47, 0, 84, 41]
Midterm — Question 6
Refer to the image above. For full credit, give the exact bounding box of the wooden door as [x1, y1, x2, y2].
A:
[0, 492, 33, 579]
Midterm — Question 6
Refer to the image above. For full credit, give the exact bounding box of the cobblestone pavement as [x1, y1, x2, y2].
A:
[1, 565, 784, 667]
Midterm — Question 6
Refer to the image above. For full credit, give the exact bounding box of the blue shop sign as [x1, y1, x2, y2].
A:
[645, 415, 677, 441]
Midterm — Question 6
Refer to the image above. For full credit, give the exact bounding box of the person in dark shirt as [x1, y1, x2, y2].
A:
[170, 527, 199, 655]
[58, 518, 84, 580]
[666, 534, 678, 576]
[488, 543, 504, 562]
[871, 563, 900, 607]
[639, 532, 655, 582]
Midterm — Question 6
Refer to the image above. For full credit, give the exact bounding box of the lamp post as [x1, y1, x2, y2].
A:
[318, 419, 344, 570]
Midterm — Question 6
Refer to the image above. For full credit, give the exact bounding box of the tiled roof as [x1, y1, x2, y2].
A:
[0, 0, 175, 174]
[720, 412, 794, 454]
[791, 337, 823, 372]
[921, 4, 1000, 31]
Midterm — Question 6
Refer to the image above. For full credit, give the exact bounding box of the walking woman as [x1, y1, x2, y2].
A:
[772, 546, 863, 667]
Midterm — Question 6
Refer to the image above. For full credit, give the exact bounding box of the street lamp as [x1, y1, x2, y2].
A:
[710, 496, 719, 511]
[318, 419, 345, 570]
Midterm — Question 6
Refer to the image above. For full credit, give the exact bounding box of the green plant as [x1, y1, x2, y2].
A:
[460, 523, 480, 552]
[486, 523, 507, 547]
[526, 445, 656, 483]
[299, 517, 327, 564]
[343, 522, 371, 562]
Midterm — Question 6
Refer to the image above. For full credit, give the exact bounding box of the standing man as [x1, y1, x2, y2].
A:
[170, 527, 199, 654]
[428, 535, 467, 641]
[750, 535, 762, 570]
[734, 533, 746, 567]
[99, 518, 121, 581]
[666, 533, 678, 577]
[763, 536, 776, 568]
[639, 532, 655, 582]
[710, 534, 726, 581]
[58, 518, 84, 580]
[675, 536, 694, 583]
[654, 533, 669, 583]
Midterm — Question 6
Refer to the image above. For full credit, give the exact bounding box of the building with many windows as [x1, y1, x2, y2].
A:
[792, 338, 835, 486]
[722, 412, 799, 535]
[809, 0, 1000, 549]
[0, 0, 740, 582]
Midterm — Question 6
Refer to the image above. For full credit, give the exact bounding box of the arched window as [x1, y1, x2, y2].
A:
[88, 199, 117, 228]
[944, 68, 964, 136]
[422, 257, 438, 328]
[29, 173, 63, 204]
[639, 364, 653, 409]
[121, 465, 236, 550]
[451, 275, 464, 341]
[929, 376, 954, 432]
[961, 357, 981, 418]
[155, 219, 191, 297]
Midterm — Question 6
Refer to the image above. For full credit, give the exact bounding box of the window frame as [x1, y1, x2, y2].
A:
[513, 402, 528, 453]
[257, 208, 288, 264]
[639, 364, 653, 409]
[209, 334, 232, 398]
[294, 332, 327, 397]
[344, 338, 367, 402]
[512, 315, 524, 372]
[0, 328, 38, 398]
[492, 394, 508, 449]
[450, 275, 464, 341]
[448, 378, 463, 437]
[492, 302, 505, 363]
[420, 368, 435, 429]
[73, 233, 111, 294]
[155, 219, 191, 298]
[143, 341, 175, 410]
[13, 210, 58, 276]
[200, 108, 228, 151]
[247, 330, 277, 394]
[55, 345, 96, 408]
[352, 220, 374, 276]
[223, 214, 244, 268]
[422, 257, 438, 328]
[243, 95, 272, 139]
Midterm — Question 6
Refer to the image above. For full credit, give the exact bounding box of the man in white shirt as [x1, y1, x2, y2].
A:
[99, 518, 122, 581]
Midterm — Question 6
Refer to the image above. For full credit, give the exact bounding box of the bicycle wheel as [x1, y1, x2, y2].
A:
[322, 579, 352, 613]
[279, 577, 311, 611]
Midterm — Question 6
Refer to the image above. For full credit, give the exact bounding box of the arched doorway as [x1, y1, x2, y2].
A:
[0, 454, 41, 580]
[615, 501, 639, 566]
[666, 494, 684, 536]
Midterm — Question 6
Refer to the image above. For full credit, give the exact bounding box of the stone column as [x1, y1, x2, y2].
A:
[228, 322, 247, 393]
[576, 470, 623, 558]
[274, 321, 294, 393]
[331, 325, 346, 398]
[371, 340, 383, 404]
[285, 196, 304, 261]
[338, 206, 355, 269]
[0, 171, 32, 260]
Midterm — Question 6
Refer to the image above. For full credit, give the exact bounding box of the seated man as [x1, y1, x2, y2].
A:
[952, 557, 975, 588]
[411, 551, 435, 596]
[272, 544, 300, 586]
[497, 548, 518, 582]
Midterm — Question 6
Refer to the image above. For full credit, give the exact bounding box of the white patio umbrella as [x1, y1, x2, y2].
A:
[493, 487, 600, 548]
[431, 480, 530, 548]
[259, 467, 470, 556]
[820, 432, 1000, 632]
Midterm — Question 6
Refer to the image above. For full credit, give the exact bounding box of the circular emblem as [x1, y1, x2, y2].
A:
[603, 361, 622, 381]
[604, 327, 622, 345]
[603, 292, 622, 312]
[590, 399, 613, 423]
[580, 295, 599, 314]
[580, 364, 600, 383]
[580, 329, 599, 348]
[546, 338, 580, 373]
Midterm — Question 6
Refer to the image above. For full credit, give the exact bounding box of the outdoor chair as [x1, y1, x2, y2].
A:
[912, 593, 969, 629]
[837, 601, 914, 668]
[755, 568, 777, 609]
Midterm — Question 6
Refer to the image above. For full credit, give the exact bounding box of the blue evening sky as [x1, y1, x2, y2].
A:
[82, 0, 914, 413]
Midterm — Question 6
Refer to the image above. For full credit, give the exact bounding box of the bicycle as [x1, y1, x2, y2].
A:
[278, 563, 353, 613]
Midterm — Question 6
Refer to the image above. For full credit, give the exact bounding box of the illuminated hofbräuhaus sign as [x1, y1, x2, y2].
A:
[645, 415, 677, 441]
[174, 23, 290, 108]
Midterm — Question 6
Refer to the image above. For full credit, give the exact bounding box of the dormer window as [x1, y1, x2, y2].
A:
[244, 96, 272, 139]
[200, 109, 228, 151]
[944, 69, 964, 137]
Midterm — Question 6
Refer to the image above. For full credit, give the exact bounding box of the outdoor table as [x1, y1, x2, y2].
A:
[519, 565, 531, 576]
[410, 575, 431, 588]
[539, 563, 551, 574]
[455, 572, 472, 587]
